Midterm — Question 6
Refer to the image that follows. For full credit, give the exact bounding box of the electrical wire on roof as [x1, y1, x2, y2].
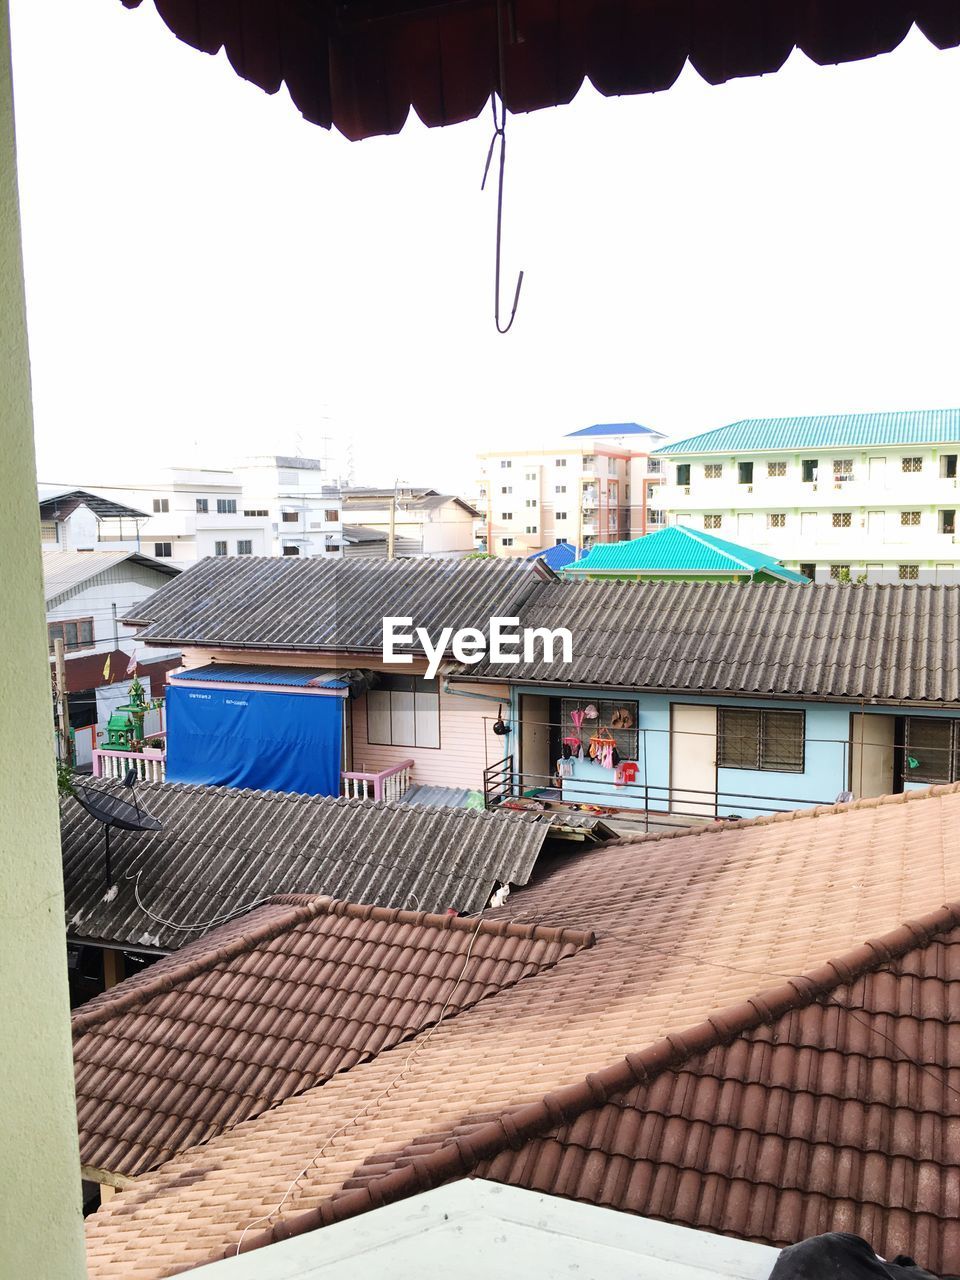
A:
[481, 0, 524, 334]
[233, 906, 490, 1253]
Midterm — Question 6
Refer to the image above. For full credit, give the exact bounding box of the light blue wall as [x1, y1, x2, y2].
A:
[510, 683, 960, 817]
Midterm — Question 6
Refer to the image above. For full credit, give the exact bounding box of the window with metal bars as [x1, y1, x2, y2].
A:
[768, 513, 786, 528]
[767, 461, 786, 477]
[901, 511, 921, 526]
[718, 708, 804, 772]
[899, 564, 919, 580]
[905, 717, 960, 783]
[704, 514, 722, 529]
[902, 457, 923, 473]
[832, 512, 851, 528]
[704, 464, 722, 479]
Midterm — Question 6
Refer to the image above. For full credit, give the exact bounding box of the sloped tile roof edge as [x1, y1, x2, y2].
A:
[228, 898, 960, 1261]
[71, 895, 594, 1036]
[607, 779, 960, 847]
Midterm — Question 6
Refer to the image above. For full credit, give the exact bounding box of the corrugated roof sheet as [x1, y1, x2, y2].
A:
[38, 488, 148, 521]
[526, 541, 581, 572]
[118, 0, 960, 144]
[468, 580, 960, 703]
[84, 783, 960, 1278]
[563, 527, 807, 582]
[43, 550, 179, 603]
[565, 423, 663, 439]
[72, 894, 592, 1178]
[61, 781, 566, 950]
[172, 664, 347, 689]
[655, 408, 960, 456]
[122, 556, 547, 652]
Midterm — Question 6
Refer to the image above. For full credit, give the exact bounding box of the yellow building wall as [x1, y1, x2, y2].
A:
[0, 2, 87, 1272]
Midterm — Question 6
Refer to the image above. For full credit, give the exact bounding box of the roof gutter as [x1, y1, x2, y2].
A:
[452, 675, 960, 711]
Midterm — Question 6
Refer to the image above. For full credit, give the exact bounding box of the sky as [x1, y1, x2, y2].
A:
[10, 2, 960, 495]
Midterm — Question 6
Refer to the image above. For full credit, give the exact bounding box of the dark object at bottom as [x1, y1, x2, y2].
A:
[770, 1233, 946, 1279]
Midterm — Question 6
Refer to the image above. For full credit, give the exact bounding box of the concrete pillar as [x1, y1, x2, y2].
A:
[0, 1, 87, 1274]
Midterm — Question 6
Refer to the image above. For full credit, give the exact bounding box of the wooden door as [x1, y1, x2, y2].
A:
[670, 704, 717, 817]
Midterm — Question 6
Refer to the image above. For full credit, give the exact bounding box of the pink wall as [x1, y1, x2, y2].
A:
[351, 683, 509, 791]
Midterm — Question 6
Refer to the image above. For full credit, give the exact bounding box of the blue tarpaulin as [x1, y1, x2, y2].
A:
[165, 685, 343, 797]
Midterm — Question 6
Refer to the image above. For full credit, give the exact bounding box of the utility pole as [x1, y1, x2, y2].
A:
[387, 491, 396, 561]
[53, 637, 71, 764]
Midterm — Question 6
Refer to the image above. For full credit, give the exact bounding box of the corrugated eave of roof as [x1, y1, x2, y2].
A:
[228, 896, 960, 1258]
[43, 550, 180, 602]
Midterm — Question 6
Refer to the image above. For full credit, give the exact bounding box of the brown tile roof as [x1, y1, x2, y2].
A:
[372, 917, 960, 1273]
[74, 895, 593, 1179]
[85, 784, 960, 1279]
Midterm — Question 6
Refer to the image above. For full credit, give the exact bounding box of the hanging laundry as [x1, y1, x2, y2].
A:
[615, 761, 639, 788]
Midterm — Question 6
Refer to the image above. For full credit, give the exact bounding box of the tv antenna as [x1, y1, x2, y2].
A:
[73, 770, 162, 890]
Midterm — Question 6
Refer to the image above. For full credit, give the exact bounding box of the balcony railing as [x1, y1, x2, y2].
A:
[342, 758, 414, 802]
[93, 745, 166, 784]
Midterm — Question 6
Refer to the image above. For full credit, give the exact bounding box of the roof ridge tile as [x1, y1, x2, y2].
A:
[609, 779, 960, 847]
[72, 895, 593, 1037]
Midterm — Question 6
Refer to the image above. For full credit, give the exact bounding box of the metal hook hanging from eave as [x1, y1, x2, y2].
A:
[481, 90, 524, 334]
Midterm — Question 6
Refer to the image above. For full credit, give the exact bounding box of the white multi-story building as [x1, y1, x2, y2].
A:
[651, 409, 960, 584]
[476, 423, 666, 558]
[113, 468, 273, 566]
[234, 455, 343, 558]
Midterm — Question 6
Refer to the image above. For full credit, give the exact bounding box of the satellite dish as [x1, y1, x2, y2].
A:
[74, 782, 162, 885]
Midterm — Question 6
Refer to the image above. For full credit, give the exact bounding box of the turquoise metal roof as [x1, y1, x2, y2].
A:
[654, 408, 960, 456]
[563, 526, 809, 583]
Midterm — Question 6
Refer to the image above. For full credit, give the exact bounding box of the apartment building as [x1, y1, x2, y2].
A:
[112, 468, 273, 565]
[476, 423, 666, 557]
[651, 409, 960, 584]
[234, 455, 343, 558]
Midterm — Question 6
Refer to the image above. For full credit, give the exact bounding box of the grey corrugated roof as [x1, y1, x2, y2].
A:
[61, 781, 563, 950]
[38, 488, 149, 521]
[43, 550, 180, 603]
[122, 556, 549, 652]
[467, 580, 960, 705]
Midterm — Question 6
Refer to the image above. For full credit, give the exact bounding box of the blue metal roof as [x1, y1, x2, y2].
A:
[526, 541, 581, 571]
[654, 408, 960, 456]
[563, 526, 809, 583]
[566, 422, 662, 439]
[174, 664, 348, 689]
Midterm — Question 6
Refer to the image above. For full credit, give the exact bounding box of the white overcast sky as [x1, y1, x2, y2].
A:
[9, 2, 960, 494]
